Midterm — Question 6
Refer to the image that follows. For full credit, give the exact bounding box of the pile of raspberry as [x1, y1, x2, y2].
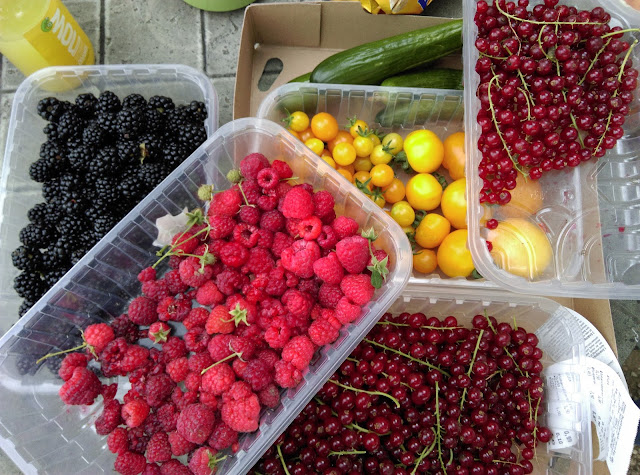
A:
[52, 152, 388, 475]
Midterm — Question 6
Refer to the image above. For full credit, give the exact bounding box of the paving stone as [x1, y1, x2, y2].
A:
[104, 0, 203, 69]
[212, 76, 235, 126]
[204, 9, 244, 78]
[1, 0, 101, 92]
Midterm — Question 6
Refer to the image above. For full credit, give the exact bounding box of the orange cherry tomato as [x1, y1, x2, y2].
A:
[327, 130, 354, 153]
[299, 127, 315, 143]
[311, 112, 339, 142]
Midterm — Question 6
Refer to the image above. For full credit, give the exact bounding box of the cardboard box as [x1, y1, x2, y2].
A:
[234, 6, 617, 471]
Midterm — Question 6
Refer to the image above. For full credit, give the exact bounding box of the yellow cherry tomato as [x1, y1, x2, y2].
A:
[390, 201, 416, 227]
[501, 172, 543, 218]
[441, 178, 467, 230]
[354, 157, 373, 172]
[437, 229, 475, 278]
[332, 142, 357, 166]
[305, 138, 325, 155]
[415, 213, 451, 249]
[327, 130, 354, 153]
[287, 129, 301, 140]
[402, 225, 415, 235]
[285, 111, 310, 132]
[370, 164, 394, 188]
[349, 119, 369, 139]
[406, 173, 443, 211]
[442, 131, 466, 180]
[299, 127, 315, 143]
[336, 168, 353, 182]
[369, 193, 386, 208]
[311, 112, 339, 142]
[370, 144, 393, 166]
[321, 148, 332, 157]
[322, 155, 337, 169]
[486, 218, 552, 279]
[413, 248, 438, 274]
[353, 171, 372, 190]
[353, 135, 374, 158]
[370, 134, 381, 147]
[404, 129, 444, 174]
[382, 178, 405, 204]
[382, 133, 403, 155]
[338, 163, 355, 176]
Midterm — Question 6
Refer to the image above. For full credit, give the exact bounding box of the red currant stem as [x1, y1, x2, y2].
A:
[618, 39, 638, 82]
[569, 112, 585, 149]
[347, 422, 373, 433]
[485, 369, 505, 381]
[527, 390, 534, 423]
[435, 381, 446, 473]
[537, 26, 551, 60]
[532, 395, 542, 439]
[381, 371, 413, 390]
[152, 224, 211, 269]
[328, 378, 400, 409]
[375, 321, 461, 331]
[601, 28, 640, 39]
[459, 329, 485, 416]
[578, 38, 612, 86]
[517, 87, 533, 121]
[504, 348, 526, 377]
[480, 51, 508, 61]
[410, 432, 437, 475]
[363, 339, 450, 377]
[516, 70, 534, 108]
[483, 310, 497, 334]
[276, 444, 291, 475]
[494, 1, 606, 26]
[512, 316, 518, 331]
[328, 450, 367, 457]
[346, 356, 359, 363]
[492, 460, 525, 467]
[35, 342, 88, 365]
[200, 351, 242, 375]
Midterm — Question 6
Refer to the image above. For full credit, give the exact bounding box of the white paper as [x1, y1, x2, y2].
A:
[153, 207, 190, 247]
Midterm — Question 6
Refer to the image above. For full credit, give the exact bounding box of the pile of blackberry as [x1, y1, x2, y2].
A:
[13, 91, 208, 318]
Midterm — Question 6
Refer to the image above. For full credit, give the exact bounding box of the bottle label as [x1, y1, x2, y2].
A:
[24, 0, 93, 65]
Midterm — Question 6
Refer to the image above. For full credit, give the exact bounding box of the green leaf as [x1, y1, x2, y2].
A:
[186, 208, 205, 226]
[370, 270, 383, 289]
[361, 227, 378, 242]
[471, 269, 483, 280]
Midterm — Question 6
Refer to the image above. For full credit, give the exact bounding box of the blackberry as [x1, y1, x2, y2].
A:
[75, 93, 98, 117]
[39, 141, 65, 161]
[118, 166, 144, 201]
[137, 133, 163, 163]
[116, 108, 145, 139]
[94, 176, 120, 204]
[14, 271, 47, 302]
[144, 108, 165, 135]
[163, 142, 188, 169]
[86, 146, 124, 179]
[37, 97, 68, 121]
[61, 194, 90, 216]
[82, 123, 105, 147]
[165, 107, 191, 131]
[58, 172, 83, 196]
[67, 145, 93, 172]
[43, 123, 60, 142]
[122, 94, 147, 110]
[116, 140, 140, 164]
[15, 354, 41, 376]
[176, 123, 207, 153]
[12, 246, 43, 271]
[19, 223, 57, 248]
[44, 268, 68, 288]
[97, 90, 121, 113]
[148, 95, 175, 113]
[91, 212, 120, 235]
[42, 177, 64, 204]
[29, 159, 53, 183]
[187, 100, 207, 122]
[41, 246, 70, 270]
[45, 354, 64, 377]
[56, 111, 84, 142]
[138, 162, 167, 192]
[96, 111, 117, 135]
[70, 248, 88, 266]
[18, 301, 34, 318]
[66, 135, 83, 149]
[52, 234, 83, 261]
[58, 214, 89, 237]
[27, 202, 49, 224]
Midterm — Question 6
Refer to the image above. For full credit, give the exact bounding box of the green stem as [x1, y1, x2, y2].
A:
[36, 342, 87, 364]
[487, 75, 525, 174]
[364, 339, 449, 376]
[152, 225, 211, 269]
[376, 321, 461, 330]
[411, 432, 437, 475]
[494, 1, 605, 26]
[201, 352, 241, 375]
[435, 381, 446, 474]
[346, 422, 372, 433]
[329, 450, 367, 457]
[277, 444, 291, 475]
[602, 28, 640, 39]
[237, 181, 255, 208]
[578, 38, 612, 86]
[460, 330, 485, 414]
[329, 379, 400, 408]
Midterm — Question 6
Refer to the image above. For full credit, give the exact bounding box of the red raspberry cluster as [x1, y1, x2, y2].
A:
[51, 152, 388, 475]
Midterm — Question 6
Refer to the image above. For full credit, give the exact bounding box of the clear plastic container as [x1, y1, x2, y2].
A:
[0, 117, 412, 475]
[257, 82, 501, 291]
[463, 0, 640, 299]
[0, 64, 218, 335]
[384, 287, 592, 475]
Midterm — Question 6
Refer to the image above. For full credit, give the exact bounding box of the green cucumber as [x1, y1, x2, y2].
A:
[288, 72, 311, 83]
[309, 19, 463, 85]
[380, 68, 463, 90]
[375, 95, 463, 128]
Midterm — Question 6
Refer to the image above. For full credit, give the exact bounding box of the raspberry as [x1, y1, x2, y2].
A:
[232, 223, 259, 248]
[166, 356, 189, 382]
[122, 399, 150, 428]
[142, 412, 163, 437]
[186, 353, 211, 375]
[146, 432, 171, 463]
[240, 152, 269, 179]
[282, 335, 315, 370]
[108, 427, 129, 454]
[226, 295, 258, 325]
[308, 318, 341, 346]
[258, 383, 281, 408]
[189, 447, 226, 475]
[257, 167, 280, 190]
[271, 232, 293, 257]
[178, 257, 213, 288]
[264, 317, 292, 349]
[221, 381, 260, 432]
[145, 373, 175, 408]
[215, 269, 245, 296]
[199, 391, 219, 410]
[142, 280, 170, 302]
[239, 178, 261, 205]
[229, 335, 257, 360]
[209, 189, 242, 217]
[164, 270, 188, 295]
[182, 307, 208, 330]
[285, 271, 299, 288]
[336, 235, 369, 274]
[162, 336, 187, 361]
[148, 322, 171, 344]
[257, 194, 278, 211]
[177, 403, 215, 444]
[58, 352, 88, 381]
[369, 248, 388, 267]
[184, 371, 202, 392]
[317, 225, 339, 250]
[142, 463, 161, 475]
[332, 215, 359, 239]
[114, 451, 146, 475]
[201, 362, 236, 395]
[274, 360, 303, 388]
[298, 216, 323, 240]
[157, 403, 178, 432]
[168, 255, 183, 269]
[242, 358, 273, 391]
[340, 273, 375, 305]
[258, 349, 279, 368]
[285, 217, 301, 237]
[207, 214, 236, 239]
[157, 296, 191, 323]
[207, 334, 233, 361]
[320, 209, 336, 226]
[313, 190, 335, 217]
[168, 431, 195, 456]
[283, 289, 312, 318]
[274, 181, 292, 199]
[206, 305, 234, 334]
[335, 296, 362, 325]
[59, 367, 101, 405]
[281, 239, 321, 278]
[128, 296, 158, 326]
[244, 248, 274, 276]
[238, 205, 260, 225]
[298, 277, 320, 297]
[120, 345, 150, 373]
[100, 338, 129, 377]
[138, 267, 156, 283]
[170, 230, 199, 256]
[259, 209, 285, 232]
[219, 241, 249, 268]
[159, 459, 191, 475]
[272, 159, 293, 179]
[232, 358, 248, 378]
[111, 315, 140, 343]
[185, 327, 210, 352]
[128, 426, 150, 454]
[95, 398, 122, 435]
[265, 269, 287, 297]
[313, 252, 345, 285]
[102, 383, 118, 400]
[208, 420, 239, 450]
[281, 186, 314, 219]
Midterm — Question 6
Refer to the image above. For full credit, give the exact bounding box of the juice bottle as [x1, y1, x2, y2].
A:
[0, 0, 95, 78]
